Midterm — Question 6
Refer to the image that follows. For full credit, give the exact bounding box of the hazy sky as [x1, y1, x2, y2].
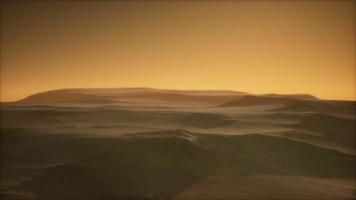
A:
[1, 0, 355, 101]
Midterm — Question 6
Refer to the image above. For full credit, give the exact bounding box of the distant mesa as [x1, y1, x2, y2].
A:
[262, 93, 319, 101]
[14, 88, 246, 105]
[217, 94, 349, 112]
[10, 88, 354, 113]
[219, 95, 318, 107]
[17, 90, 117, 104]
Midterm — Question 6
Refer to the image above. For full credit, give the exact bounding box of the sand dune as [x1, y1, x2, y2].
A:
[2, 129, 355, 199]
[1, 88, 355, 199]
[174, 175, 356, 200]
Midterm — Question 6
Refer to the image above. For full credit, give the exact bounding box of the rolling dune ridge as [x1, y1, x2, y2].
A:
[1, 88, 355, 199]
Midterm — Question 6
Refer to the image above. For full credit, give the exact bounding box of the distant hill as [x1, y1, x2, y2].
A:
[219, 95, 318, 107]
[14, 88, 246, 105]
[218, 94, 354, 113]
[6, 88, 354, 113]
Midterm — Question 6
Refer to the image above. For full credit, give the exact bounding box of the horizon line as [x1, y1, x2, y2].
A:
[1, 86, 356, 103]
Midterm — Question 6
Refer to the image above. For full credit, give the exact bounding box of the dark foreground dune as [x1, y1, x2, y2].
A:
[1, 88, 355, 199]
[1, 129, 355, 200]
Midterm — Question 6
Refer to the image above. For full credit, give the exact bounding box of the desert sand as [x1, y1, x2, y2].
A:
[1, 88, 355, 199]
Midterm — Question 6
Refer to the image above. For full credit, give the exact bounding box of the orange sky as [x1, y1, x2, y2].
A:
[1, 1, 355, 101]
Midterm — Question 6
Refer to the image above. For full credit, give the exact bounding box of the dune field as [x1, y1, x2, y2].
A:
[1, 88, 355, 199]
